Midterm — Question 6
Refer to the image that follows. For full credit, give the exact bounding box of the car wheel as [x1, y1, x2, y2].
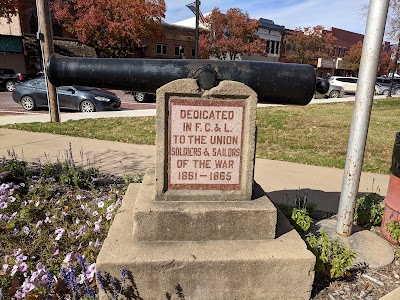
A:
[5, 81, 15, 92]
[383, 89, 389, 96]
[20, 96, 36, 111]
[80, 100, 96, 112]
[329, 90, 340, 98]
[134, 92, 148, 103]
[394, 88, 400, 95]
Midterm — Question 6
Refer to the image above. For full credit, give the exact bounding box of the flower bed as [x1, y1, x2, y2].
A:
[0, 159, 132, 299]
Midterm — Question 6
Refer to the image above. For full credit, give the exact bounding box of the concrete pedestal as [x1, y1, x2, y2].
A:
[96, 170, 316, 299]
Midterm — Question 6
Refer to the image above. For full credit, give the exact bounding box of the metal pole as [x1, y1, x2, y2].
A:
[387, 37, 400, 97]
[336, 0, 389, 236]
[195, 0, 200, 59]
[36, 0, 60, 122]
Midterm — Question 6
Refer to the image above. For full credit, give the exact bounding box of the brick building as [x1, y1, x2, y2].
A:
[280, 26, 391, 77]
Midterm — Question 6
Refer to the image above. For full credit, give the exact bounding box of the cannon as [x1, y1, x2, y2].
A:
[47, 55, 328, 105]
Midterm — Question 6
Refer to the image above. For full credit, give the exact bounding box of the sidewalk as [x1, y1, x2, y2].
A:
[0, 128, 389, 213]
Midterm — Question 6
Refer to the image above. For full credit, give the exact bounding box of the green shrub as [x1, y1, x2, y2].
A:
[291, 208, 313, 233]
[354, 193, 384, 228]
[386, 220, 400, 242]
[306, 231, 356, 279]
[0, 159, 30, 178]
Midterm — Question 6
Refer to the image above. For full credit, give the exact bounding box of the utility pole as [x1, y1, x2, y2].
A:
[36, 0, 60, 122]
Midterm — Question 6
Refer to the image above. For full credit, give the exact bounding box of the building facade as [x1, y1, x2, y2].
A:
[241, 18, 285, 62]
[280, 26, 391, 77]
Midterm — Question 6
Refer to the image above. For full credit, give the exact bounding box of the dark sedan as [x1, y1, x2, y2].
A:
[12, 78, 121, 112]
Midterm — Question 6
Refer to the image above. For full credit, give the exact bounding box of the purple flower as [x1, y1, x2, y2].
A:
[78, 273, 85, 284]
[16, 253, 27, 263]
[107, 205, 114, 213]
[30, 270, 40, 282]
[14, 291, 25, 299]
[44, 216, 51, 223]
[94, 223, 100, 233]
[92, 211, 99, 217]
[85, 263, 96, 281]
[3, 263, 9, 271]
[97, 201, 104, 208]
[19, 262, 28, 272]
[76, 194, 82, 200]
[63, 252, 73, 263]
[0, 202, 7, 209]
[97, 271, 107, 291]
[54, 228, 65, 240]
[22, 226, 30, 235]
[121, 267, 127, 284]
[106, 213, 112, 221]
[21, 281, 35, 293]
[9, 196, 16, 202]
[36, 220, 43, 228]
[21, 201, 27, 206]
[10, 264, 18, 276]
[53, 249, 60, 256]
[95, 238, 101, 248]
[40, 274, 49, 286]
[36, 262, 45, 271]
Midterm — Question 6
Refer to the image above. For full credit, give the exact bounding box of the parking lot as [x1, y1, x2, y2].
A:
[0, 90, 156, 117]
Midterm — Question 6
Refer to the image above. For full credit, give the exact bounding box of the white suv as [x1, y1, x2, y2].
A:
[328, 76, 358, 94]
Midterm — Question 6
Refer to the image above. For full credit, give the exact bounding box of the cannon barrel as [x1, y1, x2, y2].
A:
[48, 54, 327, 105]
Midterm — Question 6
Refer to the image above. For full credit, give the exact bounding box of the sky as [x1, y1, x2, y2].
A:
[164, 0, 373, 38]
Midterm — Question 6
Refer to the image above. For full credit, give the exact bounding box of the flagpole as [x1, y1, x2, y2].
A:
[195, 0, 200, 59]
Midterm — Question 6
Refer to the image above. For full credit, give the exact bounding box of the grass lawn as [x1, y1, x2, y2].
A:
[3, 97, 400, 174]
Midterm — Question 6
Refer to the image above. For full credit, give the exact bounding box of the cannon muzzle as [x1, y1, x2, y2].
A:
[48, 54, 328, 105]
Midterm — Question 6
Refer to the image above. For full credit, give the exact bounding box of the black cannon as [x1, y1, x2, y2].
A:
[47, 54, 328, 105]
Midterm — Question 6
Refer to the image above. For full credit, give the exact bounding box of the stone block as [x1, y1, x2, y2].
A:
[96, 181, 315, 300]
[133, 169, 277, 241]
[155, 79, 257, 201]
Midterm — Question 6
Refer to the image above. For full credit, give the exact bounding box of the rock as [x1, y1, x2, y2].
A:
[0, 171, 25, 185]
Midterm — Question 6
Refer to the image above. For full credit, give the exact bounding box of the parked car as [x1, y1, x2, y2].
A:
[124, 90, 155, 103]
[13, 77, 121, 112]
[0, 68, 17, 92]
[376, 77, 400, 94]
[315, 77, 345, 98]
[0, 69, 43, 92]
[375, 83, 395, 96]
[328, 76, 358, 94]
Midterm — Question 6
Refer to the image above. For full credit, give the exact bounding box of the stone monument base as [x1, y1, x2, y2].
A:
[96, 170, 315, 299]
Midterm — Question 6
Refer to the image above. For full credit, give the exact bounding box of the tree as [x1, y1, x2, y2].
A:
[284, 25, 336, 65]
[51, 0, 166, 57]
[198, 8, 265, 60]
[345, 41, 394, 76]
[346, 41, 363, 76]
[0, 0, 28, 22]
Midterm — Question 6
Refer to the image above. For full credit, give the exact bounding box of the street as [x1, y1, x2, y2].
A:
[0, 90, 156, 117]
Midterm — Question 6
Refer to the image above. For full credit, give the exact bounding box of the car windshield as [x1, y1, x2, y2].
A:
[74, 86, 95, 91]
